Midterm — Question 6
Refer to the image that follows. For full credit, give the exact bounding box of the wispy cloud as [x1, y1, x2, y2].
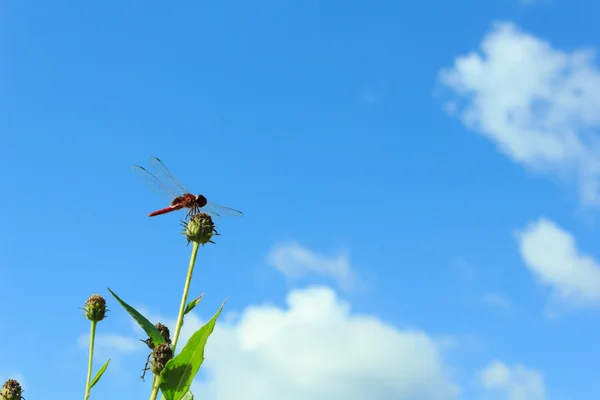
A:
[267, 241, 363, 291]
[478, 360, 546, 400]
[454, 258, 477, 281]
[78, 333, 140, 354]
[483, 292, 513, 311]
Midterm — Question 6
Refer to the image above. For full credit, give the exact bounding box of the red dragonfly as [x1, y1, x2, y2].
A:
[133, 156, 244, 219]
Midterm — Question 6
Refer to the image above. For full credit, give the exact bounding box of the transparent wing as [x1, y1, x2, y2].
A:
[132, 165, 179, 203]
[148, 156, 190, 195]
[198, 209, 223, 220]
[203, 200, 244, 218]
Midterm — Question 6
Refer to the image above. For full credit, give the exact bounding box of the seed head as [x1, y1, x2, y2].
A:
[150, 343, 173, 375]
[1, 379, 23, 400]
[181, 212, 218, 245]
[84, 294, 107, 322]
[156, 322, 172, 345]
[142, 322, 172, 350]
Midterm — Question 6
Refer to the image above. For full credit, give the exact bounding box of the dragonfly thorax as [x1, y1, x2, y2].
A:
[194, 194, 208, 207]
[170, 194, 207, 210]
[171, 193, 197, 207]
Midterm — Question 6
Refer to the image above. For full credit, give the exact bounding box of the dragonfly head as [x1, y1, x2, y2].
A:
[195, 194, 208, 207]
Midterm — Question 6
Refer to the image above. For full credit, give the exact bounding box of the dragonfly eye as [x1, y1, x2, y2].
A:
[196, 195, 208, 207]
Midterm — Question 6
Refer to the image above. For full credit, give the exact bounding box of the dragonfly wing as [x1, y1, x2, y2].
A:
[132, 165, 179, 203]
[148, 157, 190, 195]
[203, 200, 244, 218]
[197, 209, 222, 219]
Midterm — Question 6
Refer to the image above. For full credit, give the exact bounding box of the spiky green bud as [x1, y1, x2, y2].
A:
[181, 212, 218, 245]
[84, 294, 107, 322]
[1, 379, 23, 400]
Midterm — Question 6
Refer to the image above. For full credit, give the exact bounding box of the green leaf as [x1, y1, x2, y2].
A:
[89, 359, 110, 389]
[160, 391, 193, 400]
[159, 299, 227, 400]
[184, 294, 204, 315]
[107, 288, 166, 348]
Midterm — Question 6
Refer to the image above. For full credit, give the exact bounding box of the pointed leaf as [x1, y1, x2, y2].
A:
[89, 359, 110, 389]
[160, 391, 193, 400]
[107, 288, 165, 347]
[159, 299, 227, 400]
[184, 294, 204, 315]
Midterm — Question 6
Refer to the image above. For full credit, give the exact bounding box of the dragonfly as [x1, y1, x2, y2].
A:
[132, 156, 244, 219]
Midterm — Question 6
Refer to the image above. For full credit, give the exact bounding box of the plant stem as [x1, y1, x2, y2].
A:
[171, 241, 200, 353]
[149, 375, 161, 400]
[84, 320, 97, 400]
[148, 242, 200, 400]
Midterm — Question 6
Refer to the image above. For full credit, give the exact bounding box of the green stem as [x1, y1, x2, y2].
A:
[171, 241, 200, 353]
[149, 375, 161, 400]
[148, 241, 200, 400]
[84, 320, 97, 400]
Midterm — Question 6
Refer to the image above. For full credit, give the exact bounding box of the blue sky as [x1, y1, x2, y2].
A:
[2, 1, 600, 399]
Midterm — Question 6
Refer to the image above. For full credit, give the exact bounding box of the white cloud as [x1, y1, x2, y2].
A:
[185, 285, 460, 400]
[267, 241, 362, 291]
[106, 287, 551, 400]
[478, 361, 546, 400]
[516, 217, 600, 307]
[439, 22, 600, 206]
[78, 333, 141, 354]
[483, 293, 513, 311]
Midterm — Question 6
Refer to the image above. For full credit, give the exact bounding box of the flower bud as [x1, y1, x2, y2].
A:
[84, 294, 107, 322]
[142, 322, 172, 350]
[156, 322, 172, 345]
[150, 343, 173, 375]
[1, 379, 23, 400]
[181, 212, 218, 245]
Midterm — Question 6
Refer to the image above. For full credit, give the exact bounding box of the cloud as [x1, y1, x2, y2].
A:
[104, 287, 548, 400]
[483, 293, 513, 311]
[187, 285, 461, 400]
[439, 22, 600, 206]
[78, 333, 141, 354]
[478, 361, 546, 400]
[267, 241, 362, 291]
[516, 217, 600, 307]
[454, 257, 477, 281]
